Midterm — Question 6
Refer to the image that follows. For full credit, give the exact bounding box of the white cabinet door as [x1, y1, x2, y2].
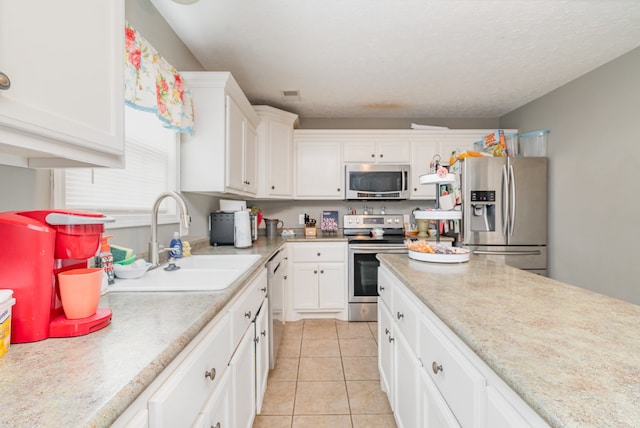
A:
[255, 301, 270, 414]
[394, 331, 420, 428]
[420, 369, 461, 428]
[244, 121, 258, 194]
[0, 0, 124, 168]
[292, 263, 319, 310]
[486, 386, 532, 428]
[318, 263, 345, 310]
[410, 141, 438, 199]
[378, 301, 394, 401]
[295, 141, 343, 199]
[343, 140, 410, 163]
[200, 368, 232, 428]
[230, 325, 256, 428]
[377, 141, 411, 163]
[226, 95, 246, 193]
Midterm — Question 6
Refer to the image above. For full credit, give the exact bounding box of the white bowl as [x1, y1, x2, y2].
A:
[114, 262, 152, 279]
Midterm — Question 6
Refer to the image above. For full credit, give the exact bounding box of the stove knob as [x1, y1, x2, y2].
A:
[395, 218, 400, 224]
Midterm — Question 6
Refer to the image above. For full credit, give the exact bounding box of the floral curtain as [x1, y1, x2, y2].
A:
[124, 22, 194, 134]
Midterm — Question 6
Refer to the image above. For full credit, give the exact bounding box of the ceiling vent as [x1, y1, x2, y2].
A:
[281, 90, 301, 102]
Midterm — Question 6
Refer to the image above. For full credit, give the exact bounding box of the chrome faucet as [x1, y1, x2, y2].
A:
[149, 191, 191, 268]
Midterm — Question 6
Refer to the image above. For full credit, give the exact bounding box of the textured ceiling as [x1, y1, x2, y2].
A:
[151, 0, 640, 118]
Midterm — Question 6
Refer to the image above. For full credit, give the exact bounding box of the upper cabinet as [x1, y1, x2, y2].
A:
[344, 139, 411, 163]
[294, 133, 343, 199]
[254, 106, 299, 199]
[180, 72, 259, 196]
[0, 0, 125, 168]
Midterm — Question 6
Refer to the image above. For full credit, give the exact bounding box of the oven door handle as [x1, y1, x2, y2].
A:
[349, 245, 407, 252]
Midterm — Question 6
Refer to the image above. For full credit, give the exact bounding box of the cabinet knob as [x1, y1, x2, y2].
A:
[317, 252, 321, 256]
[385, 328, 390, 336]
[271, 185, 275, 190]
[414, 188, 418, 191]
[380, 154, 384, 158]
[379, 285, 385, 292]
[397, 312, 404, 320]
[337, 188, 341, 192]
[205, 367, 216, 381]
[388, 335, 394, 343]
[314, 270, 318, 274]
[260, 287, 267, 293]
[213, 422, 221, 428]
[284, 275, 287, 280]
[255, 336, 260, 344]
[244, 310, 252, 319]
[432, 361, 443, 375]
[371, 154, 375, 158]
[0, 72, 10, 90]
[320, 270, 324, 274]
[261, 330, 266, 336]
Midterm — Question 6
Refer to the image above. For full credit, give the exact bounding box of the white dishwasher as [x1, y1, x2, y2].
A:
[266, 248, 287, 369]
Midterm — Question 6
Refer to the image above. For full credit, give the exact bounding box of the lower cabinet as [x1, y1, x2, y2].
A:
[286, 242, 347, 321]
[378, 265, 549, 428]
[112, 268, 269, 428]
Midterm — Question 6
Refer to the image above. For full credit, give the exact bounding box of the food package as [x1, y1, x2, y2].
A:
[483, 130, 507, 157]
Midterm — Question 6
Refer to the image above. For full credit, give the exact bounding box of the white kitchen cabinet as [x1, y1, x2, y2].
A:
[198, 367, 232, 428]
[255, 300, 270, 414]
[394, 329, 420, 428]
[287, 242, 347, 320]
[343, 140, 410, 163]
[294, 139, 343, 199]
[230, 322, 256, 428]
[420, 368, 461, 428]
[147, 314, 232, 427]
[378, 300, 395, 401]
[180, 72, 259, 196]
[255, 105, 299, 198]
[410, 141, 438, 199]
[0, 0, 124, 168]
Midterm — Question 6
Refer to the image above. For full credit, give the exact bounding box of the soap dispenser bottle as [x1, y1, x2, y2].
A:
[98, 235, 115, 285]
[169, 232, 183, 258]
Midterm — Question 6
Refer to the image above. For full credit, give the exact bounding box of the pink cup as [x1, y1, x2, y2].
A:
[57, 268, 103, 319]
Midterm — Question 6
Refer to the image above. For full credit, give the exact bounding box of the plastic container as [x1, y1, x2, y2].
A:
[0, 290, 16, 357]
[519, 130, 549, 157]
[169, 232, 183, 258]
[504, 133, 519, 157]
[57, 268, 103, 319]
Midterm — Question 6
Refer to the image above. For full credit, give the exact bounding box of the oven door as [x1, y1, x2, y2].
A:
[348, 244, 407, 304]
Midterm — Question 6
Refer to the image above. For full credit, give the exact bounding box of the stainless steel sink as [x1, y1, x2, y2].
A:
[108, 254, 262, 292]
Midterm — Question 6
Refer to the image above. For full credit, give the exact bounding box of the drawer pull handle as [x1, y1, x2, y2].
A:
[397, 312, 404, 320]
[260, 287, 267, 293]
[261, 330, 266, 336]
[385, 328, 390, 336]
[205, 367, 216, 381]
[388, 335, 394, 343]
[255, 336, 260, 344]
[379, 285, 385, 291]
[432, 361, 443, 375]
[245, 311, 252, 319]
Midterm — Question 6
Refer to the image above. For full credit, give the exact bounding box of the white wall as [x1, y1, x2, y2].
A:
[500, 47, 640, 304]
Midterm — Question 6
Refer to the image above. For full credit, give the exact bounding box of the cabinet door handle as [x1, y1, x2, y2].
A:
[205, 367, 216, 381]
[244, 311, 252, 319]
[385, 328, 390, 336]
[432, 361, 443, 375]
[261, 330, 266, 336]
[397, 312, 404, 320]
[260, 287, 267, 293]
[379, 285, 385, 292]
[0, 72, 10, 90]
[388, 335, 394, 343]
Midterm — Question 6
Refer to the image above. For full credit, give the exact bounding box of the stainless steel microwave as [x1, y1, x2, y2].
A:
[345, 164, 410, 200]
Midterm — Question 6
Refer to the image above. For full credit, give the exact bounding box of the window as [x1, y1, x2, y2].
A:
[54, 106, 180, 228]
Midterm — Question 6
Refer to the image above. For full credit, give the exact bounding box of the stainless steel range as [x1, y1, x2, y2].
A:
[344, 214, 407, 321]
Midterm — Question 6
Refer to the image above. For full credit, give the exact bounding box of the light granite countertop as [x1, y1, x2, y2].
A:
[378, 254, 640, 428]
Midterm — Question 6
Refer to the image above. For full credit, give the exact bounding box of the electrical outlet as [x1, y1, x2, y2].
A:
[298, 214, 305, 225]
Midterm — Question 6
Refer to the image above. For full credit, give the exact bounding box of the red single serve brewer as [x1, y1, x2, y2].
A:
[0, 209, 114, 343]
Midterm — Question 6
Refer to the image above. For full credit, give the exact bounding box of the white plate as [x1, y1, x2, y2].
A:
[414, 210, 462, 220]
[408, 250, 469, 263]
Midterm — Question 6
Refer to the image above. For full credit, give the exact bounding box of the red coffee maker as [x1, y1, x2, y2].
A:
[0, 209, 114, 343]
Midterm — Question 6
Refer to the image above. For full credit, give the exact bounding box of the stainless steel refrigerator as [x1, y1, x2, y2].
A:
[459, 157, 547, 275]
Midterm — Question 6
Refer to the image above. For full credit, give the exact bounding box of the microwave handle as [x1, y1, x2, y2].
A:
[402, 167, 407, 191]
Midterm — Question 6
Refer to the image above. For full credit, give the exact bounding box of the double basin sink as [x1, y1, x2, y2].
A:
[108, 254, 262, 292]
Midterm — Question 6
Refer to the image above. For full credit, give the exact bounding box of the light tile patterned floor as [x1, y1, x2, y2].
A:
[253, 319, 397, 428]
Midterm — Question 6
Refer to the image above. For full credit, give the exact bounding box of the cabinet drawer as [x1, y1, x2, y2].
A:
[419, 315, 486, 428]
[393, 282, 420, 353]
[148, 314, 232, 427]
[230, 269, 267, 347]
[290, 243, 345, 262]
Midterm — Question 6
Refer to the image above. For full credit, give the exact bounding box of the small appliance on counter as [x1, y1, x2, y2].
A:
[0, 210, 114, 343]
[209, 211, 254, 247]
[234, 210, 252, 248]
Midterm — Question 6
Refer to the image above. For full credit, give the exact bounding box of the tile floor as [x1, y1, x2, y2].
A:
[253, 319, 398, 428]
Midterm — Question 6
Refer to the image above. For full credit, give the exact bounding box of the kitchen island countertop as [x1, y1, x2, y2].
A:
[378, 254, 640, 428]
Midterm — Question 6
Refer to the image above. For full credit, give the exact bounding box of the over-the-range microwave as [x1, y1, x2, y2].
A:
[345, 163, 410, 200]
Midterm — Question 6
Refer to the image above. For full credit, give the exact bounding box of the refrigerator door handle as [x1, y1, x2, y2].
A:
[472, 250, 542, 256]
[508, 163, 516, 237]
[501, 165, 509, 237]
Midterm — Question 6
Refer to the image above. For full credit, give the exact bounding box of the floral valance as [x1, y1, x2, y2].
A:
[124, 23, 194, 134]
